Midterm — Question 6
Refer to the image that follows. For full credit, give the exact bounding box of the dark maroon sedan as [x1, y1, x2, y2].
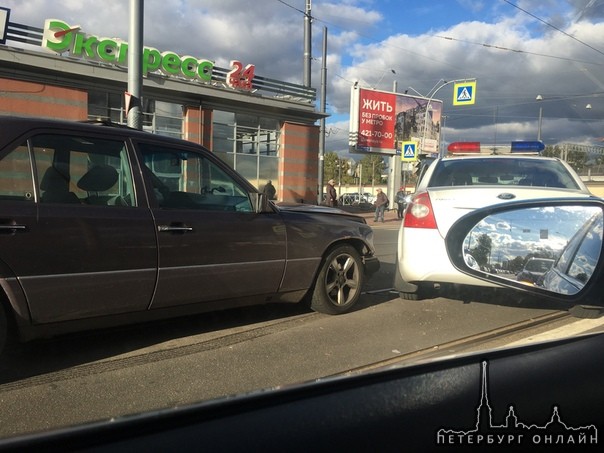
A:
[0, 117, 379, 354]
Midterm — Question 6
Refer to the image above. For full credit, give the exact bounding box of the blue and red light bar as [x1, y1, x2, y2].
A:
[447, 141, 545, 154]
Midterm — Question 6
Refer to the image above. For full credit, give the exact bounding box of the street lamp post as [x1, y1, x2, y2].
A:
[127, 0, 144, 130]
[536, 95, 543, 141]
[421, 78, 476, 157]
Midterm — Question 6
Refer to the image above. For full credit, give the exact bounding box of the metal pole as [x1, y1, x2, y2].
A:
[303, 0, 312, 87]
[127, 0, 143, 130]
[422, 81, 450, 157]
[372, 160, 375, 194]
[421, 78, 475, 158]
[389, 155, 399, 210]
[441, 114, 447, 155]
[536, 94, 543, 142]
[317, 26, 327, 205]
[537, 106, 543, 141]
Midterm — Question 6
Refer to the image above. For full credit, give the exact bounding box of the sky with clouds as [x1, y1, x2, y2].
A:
[2, 0, 603, 156]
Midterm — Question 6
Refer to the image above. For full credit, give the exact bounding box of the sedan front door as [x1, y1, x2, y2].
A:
[136, 142, 287, 309]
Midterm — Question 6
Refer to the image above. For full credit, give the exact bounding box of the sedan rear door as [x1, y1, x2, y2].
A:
[0, 133, 158, 324]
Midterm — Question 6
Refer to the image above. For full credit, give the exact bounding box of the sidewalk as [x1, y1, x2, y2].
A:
[340, 205, 402, 227]
[361, 208, 401, 227]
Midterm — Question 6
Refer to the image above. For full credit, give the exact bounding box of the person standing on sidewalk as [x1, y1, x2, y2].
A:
[263, 180, 276, 200]
[373, 188, 389, 222]
[326, 179, 338, 207]
[395, 186, 407, 219]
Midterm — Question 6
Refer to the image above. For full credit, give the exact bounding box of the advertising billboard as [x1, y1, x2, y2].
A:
[349, 86, 443, 156]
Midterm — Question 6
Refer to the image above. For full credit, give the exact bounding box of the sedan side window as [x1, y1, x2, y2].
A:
[32, 135, 135, 206]
[138, 143, 253, 212]
[0, 144, 35, 202]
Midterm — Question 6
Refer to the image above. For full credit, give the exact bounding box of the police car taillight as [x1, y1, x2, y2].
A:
[403, 192, 437, 229]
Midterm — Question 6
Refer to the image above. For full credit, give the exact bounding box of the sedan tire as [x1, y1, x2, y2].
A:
[310, 245, 364, 315]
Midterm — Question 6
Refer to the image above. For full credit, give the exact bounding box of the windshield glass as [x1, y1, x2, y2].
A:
[524, 258, 555, 272]
[428, 158, 581, 189]
[1, 0, 604, 448]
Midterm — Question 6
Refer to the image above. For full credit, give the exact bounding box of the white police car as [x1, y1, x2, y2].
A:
[394, 141, 594, 300]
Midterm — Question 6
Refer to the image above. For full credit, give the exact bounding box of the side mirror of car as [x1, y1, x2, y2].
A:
[445, 198, 604, 306]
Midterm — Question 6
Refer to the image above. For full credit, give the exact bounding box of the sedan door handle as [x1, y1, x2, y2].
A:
[157, 225, 193, 233]
[0, 224, 27, 233]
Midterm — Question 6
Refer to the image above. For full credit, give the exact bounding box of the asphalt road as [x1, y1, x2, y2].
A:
[0, 219, 600, 438]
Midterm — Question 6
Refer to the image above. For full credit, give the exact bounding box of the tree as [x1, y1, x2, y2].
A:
[508, 256, 525, 273]
[323, 152, 340, 183]
[523, 249, 555, 265]
[542, 144, 604, 175]
[323, 152, 357, 185]
[358, 154, 386, 185]
[470, 234, 492, 268]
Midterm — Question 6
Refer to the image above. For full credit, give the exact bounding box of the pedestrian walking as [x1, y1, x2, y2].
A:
[373, 188, 389, 222]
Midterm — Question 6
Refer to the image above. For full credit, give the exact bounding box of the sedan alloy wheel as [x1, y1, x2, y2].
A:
[311, 245, 363, 314]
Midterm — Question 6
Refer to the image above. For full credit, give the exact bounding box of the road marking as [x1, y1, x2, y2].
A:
[504, 317, 604, 347]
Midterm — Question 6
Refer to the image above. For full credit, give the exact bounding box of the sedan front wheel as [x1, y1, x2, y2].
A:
[310, 245, 364, 314]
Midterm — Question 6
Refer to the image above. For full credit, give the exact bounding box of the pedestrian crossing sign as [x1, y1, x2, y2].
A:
[401, 141, 418, 161]
[453, 80, 476, 105]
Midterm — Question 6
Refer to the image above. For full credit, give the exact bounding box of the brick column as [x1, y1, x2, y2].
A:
[279, 122, 319, 204]
[183, 105, 212, 148]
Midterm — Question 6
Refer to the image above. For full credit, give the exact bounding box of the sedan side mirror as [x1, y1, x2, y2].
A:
[445, 198, 604, 307]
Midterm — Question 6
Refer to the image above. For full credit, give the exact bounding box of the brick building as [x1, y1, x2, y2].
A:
[0, 7, 325, 203]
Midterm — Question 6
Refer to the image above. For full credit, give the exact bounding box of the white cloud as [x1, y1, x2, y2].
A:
[1, 0, 603, 155]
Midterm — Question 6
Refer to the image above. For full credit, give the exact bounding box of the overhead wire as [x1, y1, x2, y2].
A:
[275, 0, 604, 89]
[501, 0, 604, 58]
[432, 35, 604, 66]
[274, 0, 603, 148]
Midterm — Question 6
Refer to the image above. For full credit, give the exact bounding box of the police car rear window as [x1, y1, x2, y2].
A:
[427, 158, 581, 189]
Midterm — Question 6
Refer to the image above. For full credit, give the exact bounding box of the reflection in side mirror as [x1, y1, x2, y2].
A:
[461, 205, 603, 295]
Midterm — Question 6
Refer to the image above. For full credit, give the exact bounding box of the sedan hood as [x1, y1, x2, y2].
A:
[276, 203, 366, 222]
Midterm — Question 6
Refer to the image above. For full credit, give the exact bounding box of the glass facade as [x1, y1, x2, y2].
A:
[87, 90, 183, 139]
[212, 110, 280, 190]
[87, 93, 280, 192]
